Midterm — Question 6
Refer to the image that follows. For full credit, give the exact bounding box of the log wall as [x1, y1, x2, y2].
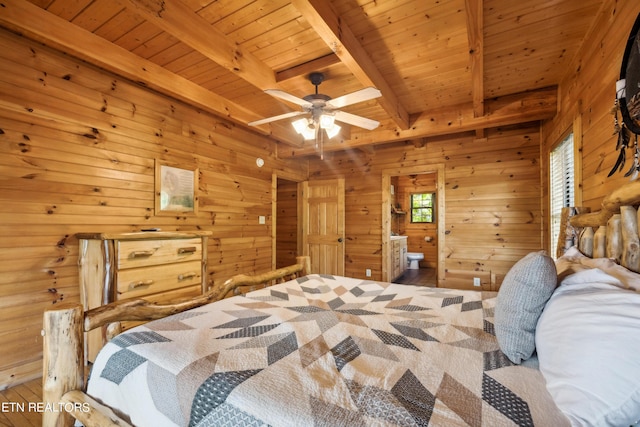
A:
[308, 125, 543, 289]
[541, 0, 640, 248]
[0, 28, 307, 388]
[2, 0, 635, 389]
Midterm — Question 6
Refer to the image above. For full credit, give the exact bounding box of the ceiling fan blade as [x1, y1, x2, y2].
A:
[334, 111, 380, 130]
[326, 87, 381, 109]
[264, 89, 312, 108]
[248, 111, 305, 127]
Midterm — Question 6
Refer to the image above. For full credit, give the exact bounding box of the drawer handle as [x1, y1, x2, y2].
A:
[178, 272, 197, 281]
[130, 280, 154, 289]
[178, 246, 197, 254]
[130, 250, 156, 258]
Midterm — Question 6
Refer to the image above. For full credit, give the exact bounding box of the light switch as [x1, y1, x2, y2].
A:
[259, 215, 266, 224]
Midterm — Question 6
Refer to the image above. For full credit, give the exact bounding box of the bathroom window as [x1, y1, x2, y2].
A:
[410, 193, 435, 223]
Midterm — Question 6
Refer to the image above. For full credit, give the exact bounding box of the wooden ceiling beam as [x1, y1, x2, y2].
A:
[279, 86, 558, 157]
[465, 0, 484, 118]
[276, 53, 341, 82]
[291, 0, 410, 130]
[464, 0, 489, 144]
[0, 0, 302, 147]
[116, 0, 277, 90]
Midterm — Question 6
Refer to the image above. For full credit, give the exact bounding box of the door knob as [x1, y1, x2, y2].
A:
[337, 237, 343, 243]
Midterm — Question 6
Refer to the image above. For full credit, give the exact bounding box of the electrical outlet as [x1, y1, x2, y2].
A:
[258, 215, 266, 224]
[366, 269, 372, 277]
[473, 277, 481, 287]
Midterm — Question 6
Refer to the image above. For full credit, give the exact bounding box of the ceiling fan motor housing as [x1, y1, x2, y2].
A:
[309, 72, 325, 86]
[305, 72, 332, 114]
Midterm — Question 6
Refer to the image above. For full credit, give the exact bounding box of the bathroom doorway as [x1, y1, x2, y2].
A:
[382, 164, 445, 286]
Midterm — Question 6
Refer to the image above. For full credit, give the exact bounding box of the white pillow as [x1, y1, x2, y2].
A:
[536, 269, 640, 426]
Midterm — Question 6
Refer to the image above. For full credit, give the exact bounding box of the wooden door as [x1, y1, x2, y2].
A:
[301, 179, 345, 275]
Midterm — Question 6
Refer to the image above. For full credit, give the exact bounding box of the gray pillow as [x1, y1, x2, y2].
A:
[494, 251, 557, 364]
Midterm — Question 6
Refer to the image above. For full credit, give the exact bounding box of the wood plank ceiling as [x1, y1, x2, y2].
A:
[1, 0, 603, 157]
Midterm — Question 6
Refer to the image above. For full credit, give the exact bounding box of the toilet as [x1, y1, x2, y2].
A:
[406, 252, 424, 269]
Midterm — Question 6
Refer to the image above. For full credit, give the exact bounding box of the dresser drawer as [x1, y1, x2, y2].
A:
[117, 238, 202, 269]
[117, 260, 203, 299]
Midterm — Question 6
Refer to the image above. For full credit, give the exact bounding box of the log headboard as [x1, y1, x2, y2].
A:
[559, 180, 640, 273]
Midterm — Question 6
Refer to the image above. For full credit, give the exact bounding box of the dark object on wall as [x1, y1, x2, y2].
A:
[620, 12, 640, 135]
[608, 98, 631, 177]
[609, 12, 640, 178]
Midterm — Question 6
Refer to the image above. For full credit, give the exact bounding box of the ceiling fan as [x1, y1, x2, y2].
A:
[248, 72, 382, 145]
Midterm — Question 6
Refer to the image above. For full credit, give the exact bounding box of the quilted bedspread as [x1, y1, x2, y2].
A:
[87, 274, 569, 426]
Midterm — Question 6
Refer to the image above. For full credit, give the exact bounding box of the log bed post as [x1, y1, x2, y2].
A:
[620, 206, 640, 271]
[42, 304, 84, 427]
[297, 255, 311, 276]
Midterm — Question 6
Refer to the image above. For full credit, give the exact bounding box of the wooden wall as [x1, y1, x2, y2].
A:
[308, 124, 543, 289]
[0, 28, 307, 388]
[2, 0, 636, 390]
[542, 0, 640, 243]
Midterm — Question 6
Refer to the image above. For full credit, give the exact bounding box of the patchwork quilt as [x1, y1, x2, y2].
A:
[87, 274, 569, 426]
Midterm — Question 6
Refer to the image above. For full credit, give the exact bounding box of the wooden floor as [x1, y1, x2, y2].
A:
[0, 378, 42, 427]
[394, 267, 437, 286]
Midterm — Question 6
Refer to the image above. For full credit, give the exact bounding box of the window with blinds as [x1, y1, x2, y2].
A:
[550, 133, 575, 257]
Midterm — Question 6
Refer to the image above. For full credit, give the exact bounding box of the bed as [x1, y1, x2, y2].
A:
[42, 198, 640, 426]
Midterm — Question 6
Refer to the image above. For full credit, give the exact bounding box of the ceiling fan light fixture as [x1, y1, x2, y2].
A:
[302, 128, 316, 140]
[292, 118, 308, 134]
[320, 113, 335, 129]
[293, 117, 319, 140]
[301, 123, 316, 140]
[325, 124, 341, 139]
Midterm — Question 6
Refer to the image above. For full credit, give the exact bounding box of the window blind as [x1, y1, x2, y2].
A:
[550, 133, 575, 257]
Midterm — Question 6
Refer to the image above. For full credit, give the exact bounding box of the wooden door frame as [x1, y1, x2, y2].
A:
[382, 164, 445, 284]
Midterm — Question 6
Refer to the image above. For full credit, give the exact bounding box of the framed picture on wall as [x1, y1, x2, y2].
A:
[154, 160, 198, 216]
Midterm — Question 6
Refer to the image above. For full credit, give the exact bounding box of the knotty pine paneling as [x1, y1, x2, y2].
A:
[309, 124, 543, 289]
[541, 0, 640, 252]
[0, 28, 307, 388]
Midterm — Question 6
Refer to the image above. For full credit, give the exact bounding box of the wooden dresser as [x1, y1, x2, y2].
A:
[76, 231, 211, 361]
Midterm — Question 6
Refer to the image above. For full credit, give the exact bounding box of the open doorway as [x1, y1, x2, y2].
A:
[391, 174, 438, 286]
[382, 164, 445, 286]
[275, 177, 300, 269]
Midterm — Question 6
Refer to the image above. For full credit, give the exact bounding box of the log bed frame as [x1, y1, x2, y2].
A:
[558, 180, 640, 273]
[41, 178, 640, 427]
[42, 256, 311, 427]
